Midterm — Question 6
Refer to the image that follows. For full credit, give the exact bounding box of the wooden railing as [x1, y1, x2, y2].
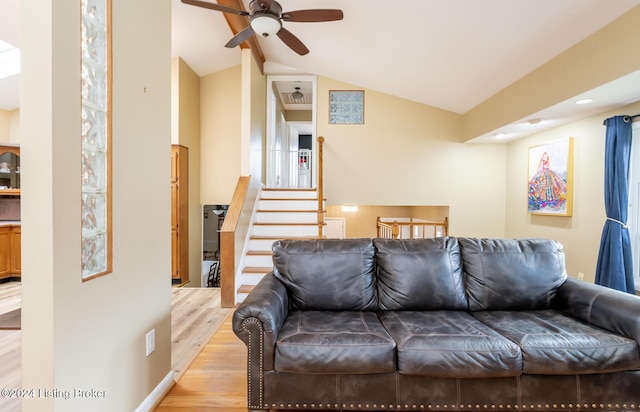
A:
[219, 176, 260, 307]
[376, 217, 449, 239]
[317, 136, 325, 238]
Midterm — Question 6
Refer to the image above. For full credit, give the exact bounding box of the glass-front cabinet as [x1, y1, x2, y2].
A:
[0, 146, 20, 196]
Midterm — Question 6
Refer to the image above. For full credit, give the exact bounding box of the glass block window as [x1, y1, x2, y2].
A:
[329, 90, 364, 125]
[81, 0, 112, 280]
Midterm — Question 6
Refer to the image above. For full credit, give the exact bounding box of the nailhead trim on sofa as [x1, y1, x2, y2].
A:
[263, 402, 637, 410]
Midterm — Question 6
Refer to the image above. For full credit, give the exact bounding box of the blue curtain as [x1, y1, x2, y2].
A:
[595, 115, 635, 293]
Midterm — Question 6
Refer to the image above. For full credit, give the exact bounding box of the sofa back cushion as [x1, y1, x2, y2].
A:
[373, 237, 468, 310]
[458, 238, 567, 311]
[272, 238, 378, 310]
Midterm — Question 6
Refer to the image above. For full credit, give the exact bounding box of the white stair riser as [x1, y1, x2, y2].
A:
[236, 190, 323, 304]
[261, 190, 317, 199]
[245, 254, 273, 267]
[257, 212, 318, 224]
[253, 224, 319, 237]
[259, 199, 319, 210]
[239, 272, 269, 287]
[249, 238, 279, 250]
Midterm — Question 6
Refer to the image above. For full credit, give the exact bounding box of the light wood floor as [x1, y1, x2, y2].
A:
[170, 287, 232, 380]
[155, 313, 250, 411]
[0, 281, 21, 412]
[0, 281, 231, 412]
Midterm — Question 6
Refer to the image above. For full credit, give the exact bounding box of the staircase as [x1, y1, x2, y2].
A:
[236, 188, 324, 302]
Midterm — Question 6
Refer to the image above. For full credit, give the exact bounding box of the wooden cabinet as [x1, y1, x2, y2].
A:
[0, 145, 20, 197]
[10, 227, 20, 275]
[171, 145, 189, 285]
[0, 225, 20, 279]
[0, 228, 10, 277]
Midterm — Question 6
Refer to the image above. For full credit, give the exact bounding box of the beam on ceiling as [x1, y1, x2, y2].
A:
[217, 0, 265, 74]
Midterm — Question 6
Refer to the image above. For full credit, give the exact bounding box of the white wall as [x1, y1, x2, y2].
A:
[21, 1, 172, 410]
[242, 49, 265, 183]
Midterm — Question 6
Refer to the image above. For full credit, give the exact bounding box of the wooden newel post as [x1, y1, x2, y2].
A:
[392, 221, 400, 239]
[317, 136, 325, 238]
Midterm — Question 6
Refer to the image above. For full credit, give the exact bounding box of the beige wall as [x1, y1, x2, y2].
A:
[285, 110, 312, 122]
[0, 109, 20, 143]
[505, 100, 640, 283]
[0, 110, 8, 141]
[463, 5, 640, 141]
[200, 65, 242, 204]
[172, 57, 203, 286]
[317, 76, 507, 238]
[326, 205, 449, 238]
[21, 1, 172, 411]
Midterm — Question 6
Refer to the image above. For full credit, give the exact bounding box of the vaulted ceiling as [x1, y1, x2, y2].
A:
[172, 0, 640, 114]
[2, 0, 640, 142]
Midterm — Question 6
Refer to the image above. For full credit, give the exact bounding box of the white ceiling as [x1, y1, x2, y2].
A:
[3, 0, 640, 142]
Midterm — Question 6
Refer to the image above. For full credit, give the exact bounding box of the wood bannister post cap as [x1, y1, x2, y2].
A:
[317, 136, 325, 143]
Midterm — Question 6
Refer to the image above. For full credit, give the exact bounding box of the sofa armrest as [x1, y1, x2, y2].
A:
[232, 272, 289, 371]
[555, 277, 640, 343]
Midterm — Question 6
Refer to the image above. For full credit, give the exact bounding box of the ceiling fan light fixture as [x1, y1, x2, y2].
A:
[250, 14, 281, 37]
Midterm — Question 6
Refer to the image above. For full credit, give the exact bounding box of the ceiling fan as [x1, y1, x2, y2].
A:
[181, 0, 344, 56]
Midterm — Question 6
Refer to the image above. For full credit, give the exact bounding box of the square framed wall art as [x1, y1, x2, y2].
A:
[527, 137, 574, 216]
[329, 90, 364, 125]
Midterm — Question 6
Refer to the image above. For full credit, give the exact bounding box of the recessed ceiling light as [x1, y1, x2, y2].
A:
[0, 40, 20, 80]
[527, 118, 543, 125]
[575, 98, 594, 105]
[494, 132, 507, 139]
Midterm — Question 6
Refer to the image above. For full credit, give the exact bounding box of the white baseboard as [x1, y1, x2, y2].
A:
[134, 370, 176, 412]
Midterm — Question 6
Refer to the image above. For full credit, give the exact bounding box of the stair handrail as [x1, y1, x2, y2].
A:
[220, 175, 259, 307]
[317, 136, 325, 238]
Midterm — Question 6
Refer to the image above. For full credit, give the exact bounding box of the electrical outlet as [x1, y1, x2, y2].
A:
[146, 329, 155, 356]
[578, 272, 585, 280]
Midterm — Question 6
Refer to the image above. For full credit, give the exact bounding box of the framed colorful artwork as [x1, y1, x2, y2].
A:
[527, 137, 574, 216]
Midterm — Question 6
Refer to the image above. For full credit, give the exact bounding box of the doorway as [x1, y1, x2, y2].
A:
[202, 204, 227, 287]
[266, 75, 317, 189]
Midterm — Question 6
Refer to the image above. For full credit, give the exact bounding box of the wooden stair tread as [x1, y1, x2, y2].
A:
[250, 235, 326, 240]
[246, 250, 272, 256]
[262, 188, 317, 192]
[257, 209, 325, 213]
[259, 197, 325, 201]
[253, 222, 327, 226]
[242, 266, 273, 273]
[237, 285, 255, 294]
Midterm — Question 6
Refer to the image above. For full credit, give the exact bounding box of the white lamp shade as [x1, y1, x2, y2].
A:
[250, 15, 281, 36]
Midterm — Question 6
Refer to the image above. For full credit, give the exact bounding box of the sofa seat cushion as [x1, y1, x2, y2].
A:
[275, 311, 396, 374]
[472, 310, 640, 375]
[377, 311, 522, 378]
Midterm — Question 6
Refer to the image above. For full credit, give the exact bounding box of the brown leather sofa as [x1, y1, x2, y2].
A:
[232, 237, 640, 411]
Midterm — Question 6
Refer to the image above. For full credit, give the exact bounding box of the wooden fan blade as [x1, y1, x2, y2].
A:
[276, 27, 309, 55]
[225, 26, 255, 48]
[282, 9, 344, 22]
[181, 0, 249, 16]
